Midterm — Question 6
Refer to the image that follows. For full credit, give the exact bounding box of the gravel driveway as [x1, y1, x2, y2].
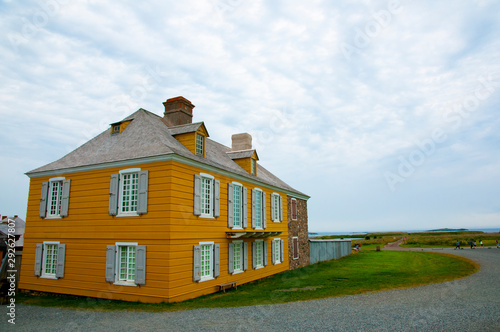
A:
[2, 248, 499, 332]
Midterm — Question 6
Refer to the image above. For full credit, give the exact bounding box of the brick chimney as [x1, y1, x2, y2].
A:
[231, 133, 252, 151]
[162, 96, 195, 127]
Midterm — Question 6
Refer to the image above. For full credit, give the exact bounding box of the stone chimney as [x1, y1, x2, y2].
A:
[231, 133, 252, 151]
[162, 96, 195, 127]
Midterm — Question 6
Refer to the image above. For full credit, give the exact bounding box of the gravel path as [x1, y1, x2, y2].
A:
[2, 248, 499, 332]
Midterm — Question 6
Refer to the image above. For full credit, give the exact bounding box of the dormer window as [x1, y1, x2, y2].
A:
[251, 159, 256, 175]
[110, 120, 132, 135]
[112, 125, 121, 134]
[196, 133, 205, 157]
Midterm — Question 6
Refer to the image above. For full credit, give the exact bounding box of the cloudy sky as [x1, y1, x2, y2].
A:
[1, 0, 499, 232]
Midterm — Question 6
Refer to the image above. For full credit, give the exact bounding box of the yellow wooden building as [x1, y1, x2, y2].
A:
[19, 96, 310, 303]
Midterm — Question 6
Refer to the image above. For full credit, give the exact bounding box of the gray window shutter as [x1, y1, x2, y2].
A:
[280, 239, 285, 263]
[251, 189, 256, 229]
[279, 195, 283, 222]
[214, 244, 220, 278]
[137, 171, 149, 215]
[242, 187, 248, 228]
[34, 243, 43, 276]
[262, 192, 267, 229]
[228, 243, 234, 274]
[193, 245, 201, 282]
[270, 194, 275, 220]
[105, 245, 116, 282]
[252, 242, 257, 269]
[214, 179, 220, 217]
[60, 180, 71, 218]
[263, 241, 268, 266]
[109, 174, 119, 216]
[135, 246, 146, 285]
[39, 182, 48, 218]
[193, 175, 202, 216]
[271, 240, 276, 265]
[227, 183, 234, 228]
[56, 244, 66, 278]
[243, 242, 248, 271]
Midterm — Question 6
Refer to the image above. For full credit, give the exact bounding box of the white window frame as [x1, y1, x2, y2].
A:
[199, 241, 214, 282]
[114, 242, 138, 286]
[200, 173, 215, 218]
[196, 133, 205, 156]
[271, 193, 280, 222]
[292, 236, 299, 260]
[254, 188, 263, 230]
[291, 198, 298, 221]
[117, 168, 140, 217]
[41, 241, 60, 279]
[273, 238, 281, 265]
[46, 177, 65, 219]
[255, 239, 264, 269]
[232, 182, 243, 229]
[232, 240, 244, 274]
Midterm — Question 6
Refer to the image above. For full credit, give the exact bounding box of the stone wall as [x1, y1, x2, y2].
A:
[287, 197, 310, 269]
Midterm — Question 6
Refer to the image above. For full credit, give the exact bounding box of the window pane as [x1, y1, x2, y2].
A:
[201, 177, 212, 215]
[121, 173, 139, 213]
[255, 192, 262, 228]
[44, 244, 58, 275]
[233, 185, 242, 227]
[233, 243, 242, 272]
[196, 134, 204, 156]
[200, 244, 213, 278]
[48, 181, 63, 216]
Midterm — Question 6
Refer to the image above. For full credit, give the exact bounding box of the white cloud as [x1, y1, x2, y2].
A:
[0, 0, 499, 232]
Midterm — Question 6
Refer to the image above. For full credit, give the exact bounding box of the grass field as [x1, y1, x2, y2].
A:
[18, 250, 478, 312]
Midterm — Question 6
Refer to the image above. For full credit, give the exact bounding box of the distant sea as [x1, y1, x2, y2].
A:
[310, 228, 500, 237]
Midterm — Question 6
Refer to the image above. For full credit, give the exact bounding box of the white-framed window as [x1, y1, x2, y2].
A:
[273, 238, 282, 265]
[193, 241, 220, 282]
[255, 240, 264, 269]
[117, 244, 136, 283]
[233, 241, 244, 274]
[292, 236, 299, 260]
[200, 241, 214, 281]
[255, 189, 263, 229]
[201, 173, 214, 217]
[41, 241, 59, 278]
[196, 133, 205, 156]
[118, 169, 140, 216]
[271, 193, 282, 222]
[106, 242, 147, 286]
[233, 183, 242, 228]
[47, 178, 64, 218]
[291, 198, 298, 221]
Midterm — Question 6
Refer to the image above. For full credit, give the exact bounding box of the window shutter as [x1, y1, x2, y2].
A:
[292, 199, 297, 220]
[60, 180, 71, 217]
[193, 245, 201, 282]
[263, 241, 268, 266]
[252, 242, 256, 269]
[270, 194, 275, 220]
[293, 237, 299, 259]
[214, 179, 220, 217]
[214, 244, 220, 278]
[39, 182, 49, 218]
[105, 245, 116, 282]
[109, 174, 119, 216]
[193, 175, 202, 216]
[242, 187, 248, 228]
[243, 242, 248, 271]
[34, 243, 43, 276]
[135, 246, 146, 285]
[55, 244, 66, 278]
[271, 240, 276, 265]
[262, 192, 267, 229]
[251, 189, 256, 229]
[227, 184, 234, 228]
[279, 195, 283, 222]
[280, 239, 285, 263]
[137, 171, 149, 215]
[228, 243, 234, 274]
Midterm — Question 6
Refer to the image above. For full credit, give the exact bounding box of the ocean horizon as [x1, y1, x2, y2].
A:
[309, 227, 500, 237]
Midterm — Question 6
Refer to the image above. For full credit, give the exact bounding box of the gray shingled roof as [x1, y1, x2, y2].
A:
[168, 122, 209, 137]
[28, 109, 307, 197]
[226, 149, 258, 160]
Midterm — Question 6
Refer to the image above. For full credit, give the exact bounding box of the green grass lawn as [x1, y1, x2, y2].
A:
[18, 250, 478, 312]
